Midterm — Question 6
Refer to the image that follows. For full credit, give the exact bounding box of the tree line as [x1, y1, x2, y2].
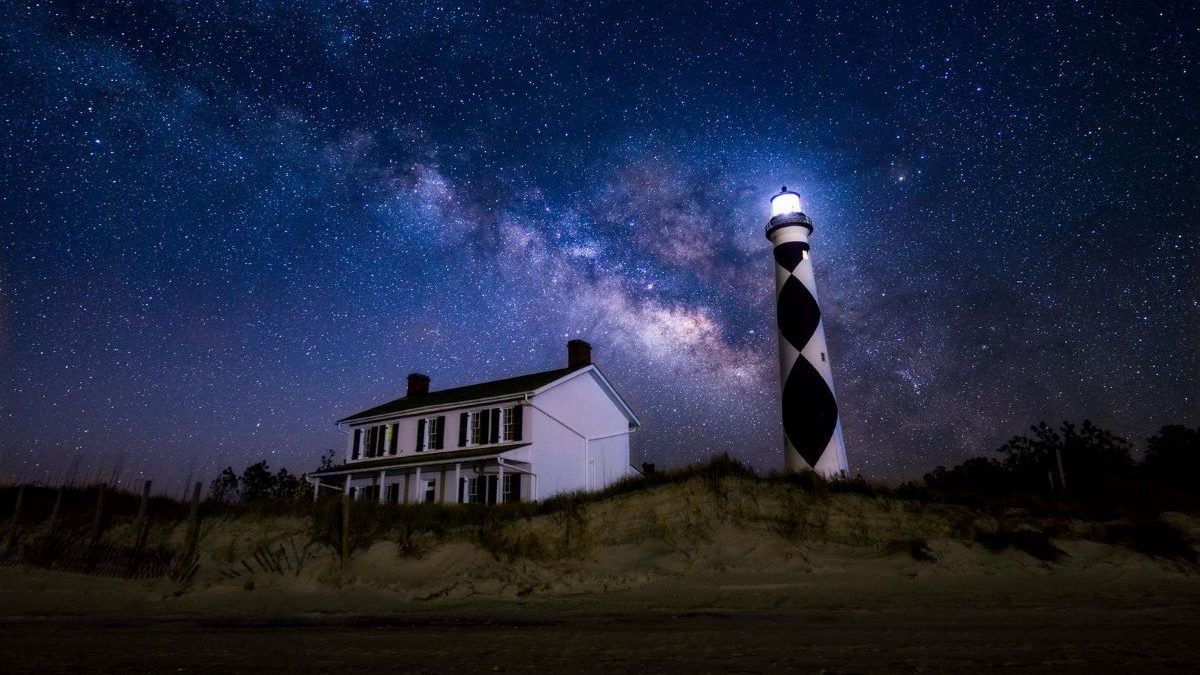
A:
[207, 450, 336, 503]
[924, 421, 1198, 506]
[206, 422, 1196, 507]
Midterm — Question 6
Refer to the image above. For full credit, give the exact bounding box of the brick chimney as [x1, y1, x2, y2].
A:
[407, 373, 430, 397]
[567, 339, 592, 369]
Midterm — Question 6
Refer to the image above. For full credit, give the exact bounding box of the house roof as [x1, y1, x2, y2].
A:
[308, 443, 531, 478]
[337, 366, 580, 424]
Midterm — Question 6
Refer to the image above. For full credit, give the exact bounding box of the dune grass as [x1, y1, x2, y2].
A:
[3, 454, 1196, 569]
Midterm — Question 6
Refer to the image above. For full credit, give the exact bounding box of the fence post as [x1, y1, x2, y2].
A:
[134, 480, 152, 550]
[89, 484, 107, 543]
[1054, 447, 1067, 493]
[182, 482, 202, 562]
[47, 487, 64, 535]
[341, 492, 351, 567]
[3, 485, 25, 551]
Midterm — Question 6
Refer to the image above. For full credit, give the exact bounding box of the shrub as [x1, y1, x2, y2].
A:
[1104, 520, 1197, 564]
[974, 528, 1066, 563]
[886, 538, 939, 562]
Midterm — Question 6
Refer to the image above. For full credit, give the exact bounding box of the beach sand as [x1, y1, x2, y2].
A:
[1, 479, 1197, 672]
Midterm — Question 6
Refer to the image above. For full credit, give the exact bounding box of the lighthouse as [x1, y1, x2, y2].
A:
[766, 187, 848, 476]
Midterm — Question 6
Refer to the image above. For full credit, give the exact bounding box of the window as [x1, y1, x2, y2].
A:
[502, 474, 518, 502]
[464, 477, 479, 503]
[424, 480, 437, 504]
[386, 484, 400, 504]
[470, 411, 485, 445]
[503, 408, 516, 441]
[417, 416, 446, 452]
[373, 425, 386, 455]
[503, 405, 523, 441]
[460, 406, 523, 447]
[361, 424, 387, 458]
[388, 423, 399, 455]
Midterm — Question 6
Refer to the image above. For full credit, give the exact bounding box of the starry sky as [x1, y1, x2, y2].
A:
[1, 1, 1197, 492]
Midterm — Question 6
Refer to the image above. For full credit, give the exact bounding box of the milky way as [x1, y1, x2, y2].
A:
[1, 1, 1196, 492]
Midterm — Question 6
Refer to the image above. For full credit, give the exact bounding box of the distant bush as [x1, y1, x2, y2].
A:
[588, 453, 757, 502]
[208, 461, 307, 505]
[1142, 426, 1200, 491]
[923, 422, 1200, 513]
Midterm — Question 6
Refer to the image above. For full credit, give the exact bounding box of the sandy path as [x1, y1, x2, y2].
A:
[1, 603, 1198, 674]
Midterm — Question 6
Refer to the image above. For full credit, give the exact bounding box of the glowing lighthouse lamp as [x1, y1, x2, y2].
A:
[765, 187, 849, 476]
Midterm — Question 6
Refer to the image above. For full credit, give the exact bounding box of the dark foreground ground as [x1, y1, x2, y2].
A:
[3, 603, 1198, 674]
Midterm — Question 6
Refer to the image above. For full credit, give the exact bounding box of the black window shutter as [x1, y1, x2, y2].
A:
[435, 416, 446, 449]
[490, 408, 501, 443]
[458, 412, 468, 446]
[458, 477, 465, 504]
[352, 429, 361, 459]
[487, 475, 498, 504]
[512, 405, 523, 440]
[389, 423, 399, 454]
[416, 418, 426, 452]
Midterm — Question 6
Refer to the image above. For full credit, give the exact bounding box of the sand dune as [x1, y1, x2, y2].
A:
[1, 477, 1197, 671]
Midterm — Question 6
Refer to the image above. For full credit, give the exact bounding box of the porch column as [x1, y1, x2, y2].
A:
[453, 463, 461, 504]
[312, 477, 321, 502]
[378, 470, 386, 504]
[497, 463, 505, 504]
[414, 467, 423, 503]
[343, 475, 352, 496]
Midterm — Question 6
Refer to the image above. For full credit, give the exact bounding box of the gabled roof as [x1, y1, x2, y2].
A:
[337, 366, 579, 424]
[533, 366, 641, 428]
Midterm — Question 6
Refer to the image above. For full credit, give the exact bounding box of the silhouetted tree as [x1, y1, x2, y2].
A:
[1143, 425, 1199, 488]
[924, 456, 1014, 495]
[996, 420, 1133, 496]
[272, 467, 303, 501]
[239, 460, 275, 501]
[317, 448, 336, 472]
[209, 467, 239, 503]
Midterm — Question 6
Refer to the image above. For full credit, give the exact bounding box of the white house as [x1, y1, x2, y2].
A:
[307, 340, 640, 504]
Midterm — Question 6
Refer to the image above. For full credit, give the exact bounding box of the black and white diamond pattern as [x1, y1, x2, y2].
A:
[773, 241, 840, 470]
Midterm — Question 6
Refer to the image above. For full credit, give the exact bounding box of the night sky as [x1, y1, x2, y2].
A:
[2, 1, 1197, 492]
